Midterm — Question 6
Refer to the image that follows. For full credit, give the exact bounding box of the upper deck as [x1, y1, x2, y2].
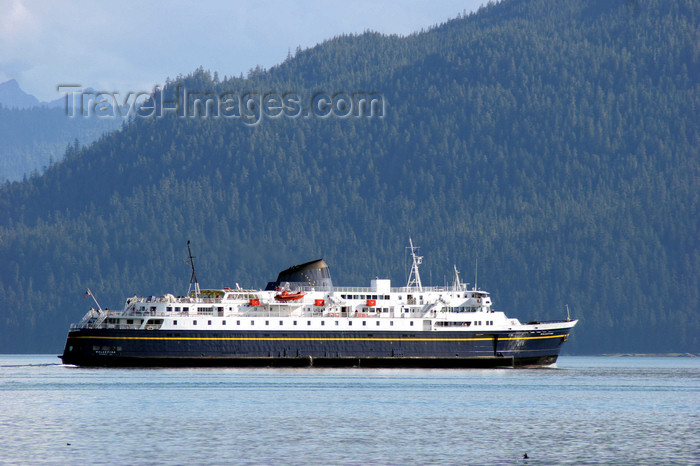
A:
[69, 239, 576, 334]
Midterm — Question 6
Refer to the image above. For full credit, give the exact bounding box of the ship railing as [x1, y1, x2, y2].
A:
[392, 286, 449, 292]
[70, 322, 150, 330]
[322, 286, 371, 293]
[234, 308, 394, 319]
[71, 322, 99, 330]
[128, 296, 225, 305]
[105, 324, 143, 330]
[314, 285, 462, 293]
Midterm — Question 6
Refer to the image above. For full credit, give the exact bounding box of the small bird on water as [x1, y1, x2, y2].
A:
[523, 453, 529, 459]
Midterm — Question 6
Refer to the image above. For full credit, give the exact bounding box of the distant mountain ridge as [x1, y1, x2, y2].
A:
[0, 80, 123, 182]
[0, 0, 697, 354]
[0, 79, 63, 109]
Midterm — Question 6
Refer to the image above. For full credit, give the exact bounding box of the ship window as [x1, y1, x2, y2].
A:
[208, 320, 212, 325]
[223, 320, 226, 325]
[193, 320, 197, 325]
[251, 320, 254, 325]
[236, 320, 240, 325]
[376, 321, 380, 326]
[349, 321, 352, 326]
[127, 319, 133, 324]
[173, 320, 178, 325]
[321, 321, 325, 326]
[175, 307, 181, 312]
[362, 321, 366, 326]
[335, 321, 339, 326]
[293, 321, 297, 325]
[390, 321, 394, 326]
[410, 321, 414, 326]
[183, 307, 189, 313]
[265, 321, 269, 325]
[307, 321, 311, 326]
[279, 320, 283, 325]
[166, 307, 172, 312]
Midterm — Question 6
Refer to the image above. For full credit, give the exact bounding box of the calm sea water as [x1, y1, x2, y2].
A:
[0, 355, 698, 465]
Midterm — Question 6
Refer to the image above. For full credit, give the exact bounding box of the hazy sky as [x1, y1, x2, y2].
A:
[1, 0, 485, 102]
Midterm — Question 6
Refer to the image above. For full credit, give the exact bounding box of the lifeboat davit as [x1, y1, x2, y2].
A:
[274, 290, 306, 302]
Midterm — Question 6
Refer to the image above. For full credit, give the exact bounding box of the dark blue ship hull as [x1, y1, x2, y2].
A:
[61, 326, 572, 368]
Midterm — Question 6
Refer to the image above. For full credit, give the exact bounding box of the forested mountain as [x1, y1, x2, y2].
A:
[0, 0, 697, 354]
[0, 79, 123, 182]
[0, 105, 122, 182]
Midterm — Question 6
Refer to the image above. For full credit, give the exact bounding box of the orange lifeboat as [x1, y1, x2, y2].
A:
[274, 290, 306, 302]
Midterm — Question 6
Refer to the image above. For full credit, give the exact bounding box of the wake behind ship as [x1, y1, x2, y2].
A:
[61, 240, 577, 368]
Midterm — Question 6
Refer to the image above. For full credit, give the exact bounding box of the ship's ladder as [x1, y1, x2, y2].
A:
[91, 310, 111, 328]
[420, 301, 440, 316]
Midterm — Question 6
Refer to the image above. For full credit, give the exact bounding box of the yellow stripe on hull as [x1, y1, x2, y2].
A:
[69, 333, 568, 343]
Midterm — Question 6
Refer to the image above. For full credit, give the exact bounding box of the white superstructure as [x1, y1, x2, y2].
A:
[74, 239, 573, 336]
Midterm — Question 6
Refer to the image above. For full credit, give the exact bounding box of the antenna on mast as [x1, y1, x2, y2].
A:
[453, 265, 465, 291]
[406, 237, 423, 290]
[566, 304, 571, 322]
[187, 240, 200, 298]
[473, 256, 478, 291]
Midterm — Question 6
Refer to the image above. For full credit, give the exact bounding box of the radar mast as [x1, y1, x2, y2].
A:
[187, 240, 200, 298]
[453, 264, 466, 291]
[406, 237, 423, 290]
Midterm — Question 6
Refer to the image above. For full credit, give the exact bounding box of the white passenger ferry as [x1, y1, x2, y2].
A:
[61, 239, 577, 367]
